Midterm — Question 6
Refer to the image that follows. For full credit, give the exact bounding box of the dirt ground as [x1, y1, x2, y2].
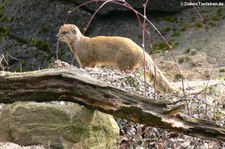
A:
[150, 7, 225, 83]
[155, 50, 225, 82]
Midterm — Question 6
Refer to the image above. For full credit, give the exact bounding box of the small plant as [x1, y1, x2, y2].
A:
[211, 15, 220, 21]
[216, 8, 223, 17]
[190, 49, 197, 55]
[195, 21, 203, 28]
[174, 73, 183, 80]
[31, 37, 50, 51]
[0, 11, 5, 22]
[180, 23, 190, 32]
[184, 48, 191, 54]
[163, 16, 175, 23]
[172, 31, 181, 37]
[7, 16, 14, 22]
[205, 26, 209, 31]
[208, 21, 216, 27]
[161, 27, 171, 35]
[0, 1, 7, 9]
[191, 16, 196, 22]
[0, 25, 9, 36]
[152, 41, 178, 52]
[219, 68, 225, 73]
[178, 56, 190, 64]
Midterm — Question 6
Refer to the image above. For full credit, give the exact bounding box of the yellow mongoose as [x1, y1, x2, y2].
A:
[57, 24, 177, 93]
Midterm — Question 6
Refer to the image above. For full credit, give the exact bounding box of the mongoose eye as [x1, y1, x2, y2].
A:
[62, 31, 68, 35]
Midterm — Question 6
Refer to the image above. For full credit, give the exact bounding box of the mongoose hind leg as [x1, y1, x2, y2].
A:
[116, 58, 138, 71]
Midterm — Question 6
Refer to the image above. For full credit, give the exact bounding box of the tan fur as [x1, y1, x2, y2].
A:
[57, 24, 177, 93]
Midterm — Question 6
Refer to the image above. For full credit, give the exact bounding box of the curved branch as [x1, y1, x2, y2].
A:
[0, 68, 224, 142]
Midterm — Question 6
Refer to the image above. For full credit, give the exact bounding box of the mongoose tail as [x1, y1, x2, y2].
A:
[143, 53, 178, 93]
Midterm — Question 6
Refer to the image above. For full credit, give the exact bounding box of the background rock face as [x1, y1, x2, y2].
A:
[0, 102, 119, 148]
[0, 0, 92, 71]
[63, 0, 209, 14]
[0, 0, 224, 78]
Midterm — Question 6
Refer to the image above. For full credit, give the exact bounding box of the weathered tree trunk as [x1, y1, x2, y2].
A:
[0, 68, 224, 142]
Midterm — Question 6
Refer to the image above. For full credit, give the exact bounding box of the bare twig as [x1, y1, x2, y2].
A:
[56, 41, 60, 61]
[4, 50, 22, 72]
[142, 1, 148, 96]
[0, 54, 8, 70]
[203, 57, 218, 119]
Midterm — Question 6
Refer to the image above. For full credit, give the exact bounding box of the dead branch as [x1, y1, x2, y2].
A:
[0, 68, 224, 142]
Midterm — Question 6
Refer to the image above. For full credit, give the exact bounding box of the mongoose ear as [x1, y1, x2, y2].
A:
[71, 25, 77, 34]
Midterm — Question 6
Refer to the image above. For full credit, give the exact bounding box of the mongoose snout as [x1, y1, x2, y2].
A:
[57, 24, 81, 44]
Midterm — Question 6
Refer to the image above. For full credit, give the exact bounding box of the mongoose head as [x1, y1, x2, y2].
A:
[56, 24, 83, 44]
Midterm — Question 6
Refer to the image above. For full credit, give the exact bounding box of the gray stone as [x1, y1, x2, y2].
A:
[0, 0, 224, 72]
[0, 0, 92, 70]
[70, 0, 208, 14]
[0, 102, 119, 148]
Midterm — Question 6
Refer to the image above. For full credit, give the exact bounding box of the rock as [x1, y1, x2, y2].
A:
[0, 0, 224, 74]
[0, 142, 45, 149]
[0, 102, 119, 148]
[0, 0, 92, 70]
[71, 0, 208, 14]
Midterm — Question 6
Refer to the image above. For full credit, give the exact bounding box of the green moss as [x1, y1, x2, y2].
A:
[191, 16, 196, 22]
[158, 42, 168, 51]
[31, 37, 50, 51]
[44, 54, 52, 61]
[62, 0, 75, 4]
[172, 31, 181, 37]
[205, 26, 209, 32]
[0, 1, 7, 9]
[178, 57, 184, 64]
[152, 43, 160, 51]
[0, 1, 14, 23]
[172, 28, 178, 32]
[219, 68, 225, 73]
[184, 48, 191, 54]
[216, 8, 223, 17]
[169, 40, 178, 49]
[0, 11, 6, 22]
[152, 43, 164, 51]
[208, 21, 216, 27]
[161, 27, 171, 35]
[178, 56, 190, 64]
[0, 25, 9, 36]
[180, 23, 190, 32]
[195, 21, 203, 28]
[7, 16, 14, 22]
[152, 40, 178, 52]
[190, 49, 197, 55]
[174, 73, 183, 80]
[211, 15, 220, 21]
[33, 51, 39, 57]
[0, 11, 4, 18]
[163, 16, 175, 23]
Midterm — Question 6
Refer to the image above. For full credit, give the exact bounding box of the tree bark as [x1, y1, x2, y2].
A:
[0, 68, 224, 142]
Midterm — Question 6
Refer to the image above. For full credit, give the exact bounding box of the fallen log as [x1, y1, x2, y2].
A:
[0, 68, 224, 142]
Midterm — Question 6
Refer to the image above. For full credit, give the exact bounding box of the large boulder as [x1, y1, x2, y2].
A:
[0, 102, 119, 148]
